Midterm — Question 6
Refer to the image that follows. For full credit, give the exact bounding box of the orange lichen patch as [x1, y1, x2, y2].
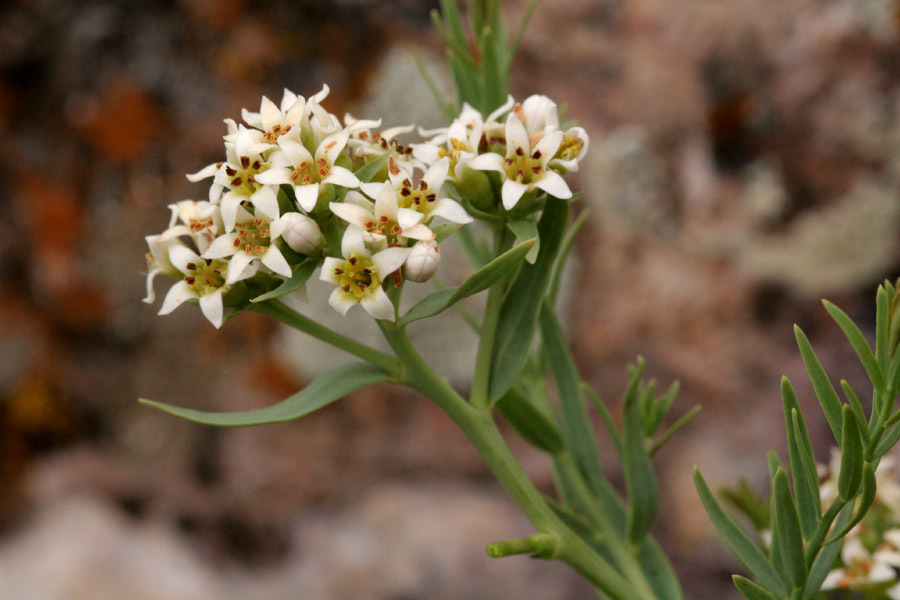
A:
[15, 177, 82, 291]
[78, 81, 165, 163]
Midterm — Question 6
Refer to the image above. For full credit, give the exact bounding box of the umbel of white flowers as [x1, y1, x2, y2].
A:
[144, 87, 588, 327]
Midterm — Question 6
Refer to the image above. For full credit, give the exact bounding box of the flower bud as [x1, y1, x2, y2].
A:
[403, 239, 440, 282]
[278, 212, 325, 254]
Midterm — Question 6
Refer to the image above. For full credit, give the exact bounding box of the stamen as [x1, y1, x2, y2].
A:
[515, 147, 524, 156]
[426, 193, 436, 202]
[252, 160, 261, 170]
[225, 166, 237, 177]
[379, 216, 389, 224]
[400, 188, 411, 197]
[240, 156, 250, 168]
[299, 161, 310, 170]
[186, 262, 197, 270]
[185, 276, 196, 285]
[348, 256, 358, 266]
[231, 177, 243, 187]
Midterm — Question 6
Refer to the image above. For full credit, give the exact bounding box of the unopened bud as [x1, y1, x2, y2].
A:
[403, 239, 440, 282]
[277, 212, 325, 254]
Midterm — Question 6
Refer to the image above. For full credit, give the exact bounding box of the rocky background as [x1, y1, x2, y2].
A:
[2, 0, 900, 598]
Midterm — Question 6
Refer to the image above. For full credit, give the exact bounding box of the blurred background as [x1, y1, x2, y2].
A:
[2, 0, 900, 597]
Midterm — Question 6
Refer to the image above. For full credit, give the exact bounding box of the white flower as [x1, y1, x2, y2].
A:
[403, 239, 440, 282]
[156, 245, 254, 329]
[330, 188, 434, 248]
[358, 156, 472, 228]
[144, 234, 183, 304]
[157, 200, 222, 254]
[255, 129, 359, 213]
[241, 85, 330, 144]
[822, 536, 897, 591]
[203, 206, 293, 284]
[319, 226, 409, 320]
[272, 212, 325, 254]
[468, 112, 572, 210]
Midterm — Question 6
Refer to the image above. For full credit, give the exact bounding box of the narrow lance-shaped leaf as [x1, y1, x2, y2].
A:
[539, 302, 605, 496]
[490, 197, 569, 400]
[839, 380, 871, 447]
[732, 575, 780, 600]
[827, 462, 876, 543]
[622, 359, 659, 543]
[399, 238, 535, 324]
[495, 386, 564, 454]
[694, 468, 788, 595]
[824, 300, 885, 395]
[877, 285, 889, 378]
[838, 405, 863, 501]
[140, 363, 391, 427]
[251, 259, 319, 303]
[795, 325, 843, 443]
[506, 218, 540, 263]
[772, 468, 807, 590]
[781, 377, 820, 538]
[353, 151, 391, 183]
[805, 503, 853, 595]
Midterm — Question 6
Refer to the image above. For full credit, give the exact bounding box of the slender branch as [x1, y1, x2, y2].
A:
[252, 299, 401, 376]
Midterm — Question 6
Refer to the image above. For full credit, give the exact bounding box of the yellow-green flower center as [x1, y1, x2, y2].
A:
[184, 258, 228, 296]
[233, 218, 271, 257]
[504, 147, 544, 185]
[397, 177, 437, 219]
[289, 157, 330, 185]
[333, 254, 379, 300]
[555, 134, 584, 162]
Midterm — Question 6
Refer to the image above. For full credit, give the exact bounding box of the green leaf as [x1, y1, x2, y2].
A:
[507, 0, 541, 70]
[490, 197, 569, 400]
[413, 54, 456, 121]
[827, 462, 876, 543]
[650, 404, 700, 457]
[251, 259, 319, 303]
[824, 300, 885, 394]
[719, 479, 771, 532]
[582, 383, 623, 457]
[549, 209, 588, 304]
[781, 378, 820, 538]
[875, 421, 900, 456]
[506, 218, 540, 263]
[353, 151, 391, 183]
[432, 222, 464, 243]
[839, 380, 871, 446]
[878, 286, 889, 378]
[637, 536, 684, 600]
[694, 468, 787, 595]
[772, 468, 806, 589]
[479, 26, 504, 114]
[539, 302, 605, 497]
[140, 363, 391, 426]
[795, 325, 843, 443]
[495, 386, 564, 453]
[838, 405, 863, 501]
[399, 238, 535, 324]
[732, 576, 780, 600]
[805, 502, 852, 595]
[622, 359, 659, 543]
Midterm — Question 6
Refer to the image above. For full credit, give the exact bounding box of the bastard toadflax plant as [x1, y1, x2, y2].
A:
[139, 1, 900, 598]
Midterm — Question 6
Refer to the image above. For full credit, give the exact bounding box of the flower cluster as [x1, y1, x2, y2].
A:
[144, 87, 588, 327]
[819, 449, 900, 597]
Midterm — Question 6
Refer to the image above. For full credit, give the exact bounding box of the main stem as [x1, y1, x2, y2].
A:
[378, 321, 654, 600]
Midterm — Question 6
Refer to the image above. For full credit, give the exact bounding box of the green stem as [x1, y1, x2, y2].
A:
[804, 499, 846, 568]
[378, 321, 655, 600]
[253, 299, 401, 376]
[470, 225, 513, 408]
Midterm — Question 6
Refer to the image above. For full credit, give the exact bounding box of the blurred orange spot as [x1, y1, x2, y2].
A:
[79, 81, 164, 163]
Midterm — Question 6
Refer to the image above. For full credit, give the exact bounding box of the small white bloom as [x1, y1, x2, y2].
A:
[330, 187, 434, 248]
[403, 239, 440, 282]
[203, 206, 293, 284]
[822, 536, 897, 591]
[319, 226, 409, 320]
[271, 212, 325, 254]
[468, 112, 572, 210]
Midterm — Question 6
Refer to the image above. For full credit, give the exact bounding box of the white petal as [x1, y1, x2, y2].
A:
[281, 88, 300, 113]
[144, 267, 164, 304]
[242, 108, 263, 130]
[361, 287, 395, 320]
[360, 182, 383, 200]
[371, 246, 410, 277]
[312, 83, 330, 104]
[397, 207, 423, 229]
[324, 165, 359, 188]
[486, 95, 515, 124]
[534, 170, 573, 199]
[402, 223, 435, 241]
[423, 157, 450, 193]
[260, 96, 282, 131]
[502, 180, 529, 210]
[320, 257, 345, 284]
[505, 112, 529, 157]
[315, 130, 350, 165]
[220, 192, 242, 232]
[411, 143, 441, 166]
[467, 153, 505, 173]
[199, 290, 225, 329]
[294, 182, 320, 212]
[250, 185, 280, 220]
[328, 287, 357, 316]
[261, 246, 292, 278]
[345, 190, 374, 208]
[226, 251, 255, 285]
[169, 245, 203, 274]
[204, 233, 239, 259]
[429, 198, 473, 224]
[278, 138, 314, 168]
[186, 163, 219, 182]
[159, 280, 197, 315]
[375, 182, 399, 222]
[341, 226, 369, 258]
[330, 202, 373, 229]
[533, 130, 563, 165]
[254, 167, 293, 185]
